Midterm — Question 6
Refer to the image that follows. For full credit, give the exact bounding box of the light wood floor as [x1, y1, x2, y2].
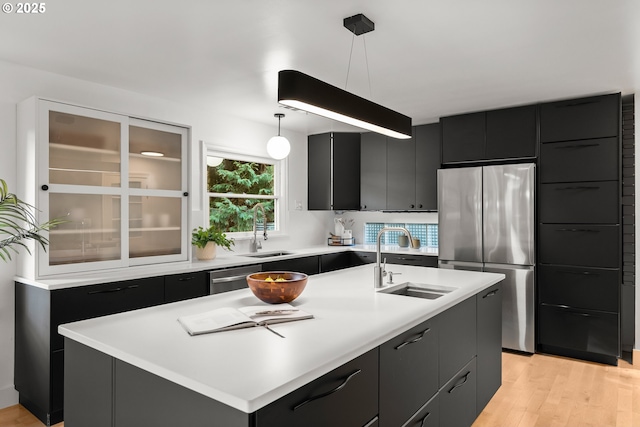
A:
[0, 351, 638, 427]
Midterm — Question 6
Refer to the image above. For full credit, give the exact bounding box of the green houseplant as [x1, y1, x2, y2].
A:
[191, 225, 234, 260]
[0, 179, 61, 261]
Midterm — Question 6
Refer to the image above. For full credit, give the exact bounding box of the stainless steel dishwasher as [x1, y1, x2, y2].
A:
[209, 264, 262, 294]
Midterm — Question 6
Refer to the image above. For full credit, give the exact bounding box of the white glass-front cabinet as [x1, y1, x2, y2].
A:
[17, 98, 190, 278]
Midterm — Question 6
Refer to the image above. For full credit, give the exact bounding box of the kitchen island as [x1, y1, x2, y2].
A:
[59, 264, 504, 427]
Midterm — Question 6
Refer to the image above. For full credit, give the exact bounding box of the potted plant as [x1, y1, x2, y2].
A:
[191, 225, 234, 260]
[0, 179, 61, 261]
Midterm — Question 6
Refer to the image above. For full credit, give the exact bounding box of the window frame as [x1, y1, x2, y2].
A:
[204, 146, 287, 240]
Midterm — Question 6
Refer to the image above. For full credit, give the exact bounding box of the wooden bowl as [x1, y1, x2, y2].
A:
[246, 272, 308, 304]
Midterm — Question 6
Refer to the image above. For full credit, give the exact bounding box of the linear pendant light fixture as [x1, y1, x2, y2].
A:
[277, 14, 412, 139]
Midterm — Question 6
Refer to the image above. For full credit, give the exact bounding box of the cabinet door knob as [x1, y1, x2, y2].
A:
[410, 204, 415, 209]
[41, 185, 49, 191]
[183, 192, 189, 197]
[418, 204, 423, 208]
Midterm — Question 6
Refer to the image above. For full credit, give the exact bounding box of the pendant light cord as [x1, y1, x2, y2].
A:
[344, 33, 373, 99]
[345, 34, 355, 89]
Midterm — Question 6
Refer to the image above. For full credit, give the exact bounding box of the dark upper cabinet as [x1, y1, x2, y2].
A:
[441, 112, 485, 163]
[308, 132, 360, 211]
[485, 105, 537, 159]
[387, 133, 416, 210]
[361, 124, 440, 211]
[360, 132, 388, 210]
[414, 123, 441, 210]
[539, 93, 620, 142]
[442, 105, 536, 164]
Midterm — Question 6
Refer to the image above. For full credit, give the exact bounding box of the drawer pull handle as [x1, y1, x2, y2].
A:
[419, 412, 431, 427]
[559, 270, 600, 276]
[448, 371, 471, 394]
[554, 143, 599, 150]
[554, 186, 600, 191]
[556, 228, 600, 233]
[88, 287, 124, 295]
[87, 284, 139, 295]
[395, 328, 431, 350]
[558, 100, 598, 108]
[293, 369, 361, 411]
[482, 289, 499, 299]
[178, 276, 195, 282]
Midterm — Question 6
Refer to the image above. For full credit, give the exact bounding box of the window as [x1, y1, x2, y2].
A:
[206, 154, 281, 234]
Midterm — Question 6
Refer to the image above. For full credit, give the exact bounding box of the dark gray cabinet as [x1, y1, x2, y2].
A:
[16, 276, 166, 425]
[258, 348, 379, 427]
[164, 271, 208, 303]
[441, 112, 485, 163]
[441, 105, 536, 164]
[387, 134, 416, 210]
[476, 284, 502, 414]
[439, 358, 477, 427]
[319, 252, 353, 273]
[539, 94, 620, 142]
[383, 253, 438, 268]
[308, 132, 361, 210]
[360, 132, 388, 210]
[415, 123, 441, 210]
[537, 92, 621, 366]
[379, 319, 437, 426]
[262, 255, 320, 276]
[63, 282, 502, 427]
[437, 296, 477, 386]
[360, 124, 440, 211]
[485, 105, 537, 159]
[540, 137, 618, 183]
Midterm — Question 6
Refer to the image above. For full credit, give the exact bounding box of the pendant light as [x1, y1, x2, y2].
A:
[277, 14, 412, 139]
[267, 113, 290, 160]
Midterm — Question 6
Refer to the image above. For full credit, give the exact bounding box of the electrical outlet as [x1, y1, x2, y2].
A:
[295, 200, 303, 210]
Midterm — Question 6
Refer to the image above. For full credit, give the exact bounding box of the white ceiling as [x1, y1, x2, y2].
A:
[1, 0, 638, 135]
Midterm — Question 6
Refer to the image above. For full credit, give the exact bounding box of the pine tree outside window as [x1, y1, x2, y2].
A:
[206, 154, 280, 235]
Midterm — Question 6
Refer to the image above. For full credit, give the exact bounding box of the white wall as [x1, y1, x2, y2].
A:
[0, 59, 332, 409]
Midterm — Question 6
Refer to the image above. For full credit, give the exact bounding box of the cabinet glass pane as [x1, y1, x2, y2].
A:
[49, 111, 121, 186]
[48, 193, 121, 265]
[129, 196, 181, 258]
[129, 126, 182, 191]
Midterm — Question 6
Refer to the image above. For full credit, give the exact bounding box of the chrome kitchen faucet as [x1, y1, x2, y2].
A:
[374, 227, 414, 288]
[250, 203, 268, 253]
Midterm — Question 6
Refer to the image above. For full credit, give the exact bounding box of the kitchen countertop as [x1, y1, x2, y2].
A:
[15, 244, 438, 290]
[58, 264, 501, 413]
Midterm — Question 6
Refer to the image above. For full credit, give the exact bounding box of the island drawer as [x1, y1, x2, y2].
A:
[256, 347, 378, 427]
[379, 318, 437, 427]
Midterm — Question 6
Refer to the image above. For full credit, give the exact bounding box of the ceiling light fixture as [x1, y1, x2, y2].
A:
[277, 14, 412, 139]
[266, 113, 290, 160]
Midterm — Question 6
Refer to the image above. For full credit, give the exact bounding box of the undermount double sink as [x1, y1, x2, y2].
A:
[379, 282, 458, 300]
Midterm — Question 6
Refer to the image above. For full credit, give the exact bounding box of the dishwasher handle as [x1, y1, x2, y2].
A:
[210, 274, 250, 283]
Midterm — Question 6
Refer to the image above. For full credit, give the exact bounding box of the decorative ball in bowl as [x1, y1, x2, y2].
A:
[246, 271, 308, 304]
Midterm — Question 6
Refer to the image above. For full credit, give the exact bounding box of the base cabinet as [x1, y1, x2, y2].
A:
[63, 285, 502, 427]
[439, 358, 477, 427]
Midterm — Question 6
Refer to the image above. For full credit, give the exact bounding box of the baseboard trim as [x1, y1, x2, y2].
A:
[0, 386, 18, 410]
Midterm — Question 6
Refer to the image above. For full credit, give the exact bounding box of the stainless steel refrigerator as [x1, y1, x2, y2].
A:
[437, 164, 535, 353]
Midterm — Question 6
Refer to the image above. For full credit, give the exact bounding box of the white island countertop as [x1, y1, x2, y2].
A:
[59, 264, 501, 413]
